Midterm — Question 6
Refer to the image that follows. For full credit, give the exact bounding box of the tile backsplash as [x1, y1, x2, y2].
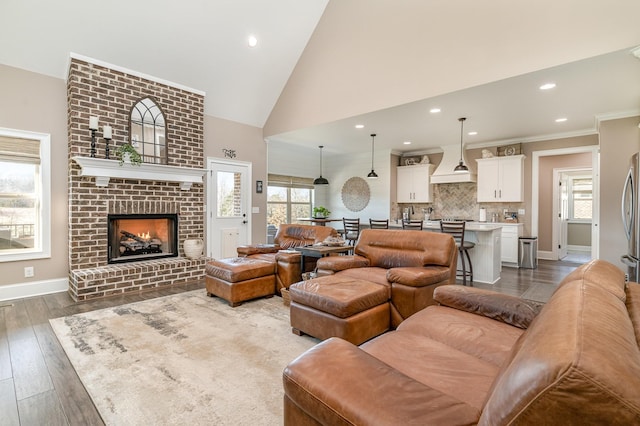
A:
[395, 182, 524, 222]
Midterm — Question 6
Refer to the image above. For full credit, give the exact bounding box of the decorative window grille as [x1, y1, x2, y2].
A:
[130, 97, 167, 164]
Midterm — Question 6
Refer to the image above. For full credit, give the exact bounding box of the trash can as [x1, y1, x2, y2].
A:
[519, 236, 538, 269]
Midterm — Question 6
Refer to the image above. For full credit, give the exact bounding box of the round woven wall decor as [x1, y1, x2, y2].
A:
[341, 177, 370, 212]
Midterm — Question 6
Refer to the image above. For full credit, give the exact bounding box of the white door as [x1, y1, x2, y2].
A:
[558, 173, 569, 259]
[207, 158, 252, 259]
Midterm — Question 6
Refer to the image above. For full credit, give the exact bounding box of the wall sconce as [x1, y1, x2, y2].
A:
[89, 116, 98, 158]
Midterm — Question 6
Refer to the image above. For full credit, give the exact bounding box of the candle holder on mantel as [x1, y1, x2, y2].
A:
[89, 116, 98, 158]
[103, 125, 112, 159]
[104, 136, 111, 159]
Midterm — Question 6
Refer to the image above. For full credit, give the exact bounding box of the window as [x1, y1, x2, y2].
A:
[0, 128, 50, 262]
[267, 174, 313, 227]
[217, 171, 242, 217]
[569, 175, 592, 220]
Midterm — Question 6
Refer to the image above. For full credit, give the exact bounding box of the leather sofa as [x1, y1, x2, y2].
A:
[283, 259, 640, 425]
[237, 223, 338, 294]
[312, 228, 458, 327]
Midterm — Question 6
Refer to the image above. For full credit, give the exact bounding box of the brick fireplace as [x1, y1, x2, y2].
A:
[67, 55, 207, 301]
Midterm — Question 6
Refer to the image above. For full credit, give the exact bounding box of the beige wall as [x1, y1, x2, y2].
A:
[203, 116, 268, 244]
[599, 116, 640, 266]
[0, 64, 68, 287]
[265, 0, 640, 137]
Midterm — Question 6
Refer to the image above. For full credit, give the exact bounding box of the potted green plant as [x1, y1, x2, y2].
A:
[116, 143, 142, 166]
[312, 206, 331, 218]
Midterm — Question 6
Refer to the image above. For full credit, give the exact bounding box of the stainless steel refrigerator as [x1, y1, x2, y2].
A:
[621, 152, 640, 282]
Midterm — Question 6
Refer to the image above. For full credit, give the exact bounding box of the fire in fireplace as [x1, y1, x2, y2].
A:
[108, 214, 178, 264]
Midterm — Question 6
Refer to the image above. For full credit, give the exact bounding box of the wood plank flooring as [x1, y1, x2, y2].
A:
[0, 259, 583, 425]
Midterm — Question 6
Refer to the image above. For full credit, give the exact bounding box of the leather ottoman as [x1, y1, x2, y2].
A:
[289, 276, 390, 345]
[206, 257, 276, 307]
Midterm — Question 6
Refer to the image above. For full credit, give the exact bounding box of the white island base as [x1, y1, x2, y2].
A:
[420, 222, 502, 284]
[462, 226, 502, 284]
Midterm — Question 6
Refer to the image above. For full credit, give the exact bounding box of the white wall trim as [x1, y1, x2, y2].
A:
[0, 278, 68, 302]
[0, 127, 51, 263]
[537, 250, 555, 261]
[568, 245, 591, 252]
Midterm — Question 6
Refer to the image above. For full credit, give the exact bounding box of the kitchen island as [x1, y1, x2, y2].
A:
[390, 221, 502, 284]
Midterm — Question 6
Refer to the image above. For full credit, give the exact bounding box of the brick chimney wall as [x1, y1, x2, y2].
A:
[67, 58, 206, 301]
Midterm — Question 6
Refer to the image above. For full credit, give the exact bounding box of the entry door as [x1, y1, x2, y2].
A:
[206, 158, 251, 259]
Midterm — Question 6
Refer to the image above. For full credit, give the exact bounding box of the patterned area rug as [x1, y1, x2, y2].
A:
[50, 291, 317, 425]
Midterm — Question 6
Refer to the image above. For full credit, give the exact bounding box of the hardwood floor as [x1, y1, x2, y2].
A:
[0, 259, 584, 425]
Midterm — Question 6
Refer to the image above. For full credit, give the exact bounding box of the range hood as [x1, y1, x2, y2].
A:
[430, 144, 477, 184]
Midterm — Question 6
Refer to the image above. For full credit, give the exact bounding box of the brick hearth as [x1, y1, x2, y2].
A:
[67, 56, 206, 301]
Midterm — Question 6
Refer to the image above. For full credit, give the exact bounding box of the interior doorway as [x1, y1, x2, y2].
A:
[206, 158, 252, 259]
[553, 168, 593, 261]
[531, 146, 599, 261]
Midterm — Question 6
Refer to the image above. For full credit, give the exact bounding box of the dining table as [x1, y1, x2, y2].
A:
[297, 217, 342, 226]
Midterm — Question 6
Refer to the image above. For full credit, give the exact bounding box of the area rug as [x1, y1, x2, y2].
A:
[50, 291, 318, 425]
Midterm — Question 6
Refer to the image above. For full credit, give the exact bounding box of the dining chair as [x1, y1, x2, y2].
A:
[369, 219, 389, 229]
[402, 219, 423, 230]
[440, 221, 474, 286]
[342, 218, 361, 249]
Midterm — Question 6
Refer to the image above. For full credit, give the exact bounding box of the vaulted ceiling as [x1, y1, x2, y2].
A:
[0, 0, 329, 127]
[2, 0, 639, 155]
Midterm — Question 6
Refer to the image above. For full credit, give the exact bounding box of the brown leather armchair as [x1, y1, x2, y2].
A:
[237, 223, 338, 294]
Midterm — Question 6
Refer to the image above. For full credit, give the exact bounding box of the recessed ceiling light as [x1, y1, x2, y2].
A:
[555, 117, 568, 123]
[540, 83, 556, 90]
[355, 124, 364, 129]
[403, 141, 411, 145]
[248, 35, 258, 48]
[467, 131, 478, 136]
[429, 108, 441, 113]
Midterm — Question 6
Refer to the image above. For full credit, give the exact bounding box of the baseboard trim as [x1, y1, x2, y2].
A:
[0, 278, 68, 302]
[538, 250, 555, 260]
[567, 245, 591, 253]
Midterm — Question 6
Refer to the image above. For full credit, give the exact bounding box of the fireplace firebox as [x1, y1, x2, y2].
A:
[108, 214, 178, 264]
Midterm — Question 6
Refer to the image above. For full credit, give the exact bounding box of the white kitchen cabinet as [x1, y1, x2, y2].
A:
[397, 164, 434, 203]
[501, 223, 523, 266]
[476, 155, 525, 202]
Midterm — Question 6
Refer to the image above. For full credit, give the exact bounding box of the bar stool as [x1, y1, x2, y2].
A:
[369, 219, 389, 229]
[402, 219, 423, 230]
[440, 221, 474, 286]
[342, 218, 360, 252]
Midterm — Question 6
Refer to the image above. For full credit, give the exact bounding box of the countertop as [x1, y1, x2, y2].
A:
[389, 221, 506, 231]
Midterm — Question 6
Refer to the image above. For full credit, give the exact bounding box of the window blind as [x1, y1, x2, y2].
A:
[268, 174, 314, 189]
[0, 136, 41, 165]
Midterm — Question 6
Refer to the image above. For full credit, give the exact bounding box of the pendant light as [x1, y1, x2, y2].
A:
[367, 134, 378, 179]
[454, 117, 469, 173]
[313, 145, 329, 185]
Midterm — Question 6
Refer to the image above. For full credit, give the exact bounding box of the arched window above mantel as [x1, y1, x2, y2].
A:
[130, 97, 167, 165]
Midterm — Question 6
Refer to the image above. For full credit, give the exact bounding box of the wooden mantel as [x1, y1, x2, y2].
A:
[72, 156, 207, 190]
